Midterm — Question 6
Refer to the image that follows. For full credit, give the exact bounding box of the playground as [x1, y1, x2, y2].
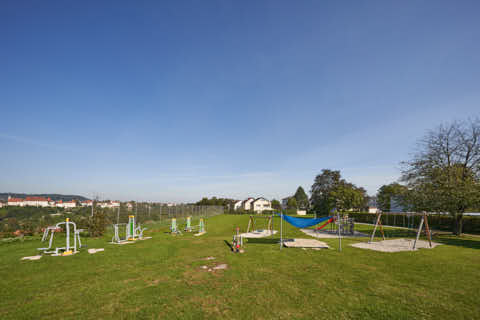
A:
[1, 214, 480, 319]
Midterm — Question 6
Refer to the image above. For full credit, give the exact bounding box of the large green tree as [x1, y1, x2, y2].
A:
[401, 119, 480, 235]
[293, 186, 309, 209]
[377, 183, 409, 212]
[310, 169, 367, 214]
[271, 199, 282, 211]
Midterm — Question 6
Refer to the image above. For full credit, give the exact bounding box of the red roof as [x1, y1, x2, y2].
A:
[25, 197, 48, 202]
[8, 198, 24, 202]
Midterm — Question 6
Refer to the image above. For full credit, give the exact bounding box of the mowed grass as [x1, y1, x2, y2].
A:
[1, 214, 479, 320]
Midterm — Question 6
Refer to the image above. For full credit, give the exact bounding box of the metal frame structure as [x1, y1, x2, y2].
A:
[111, 215, 146, 244]
[246, 215, 273, 234]
[38, 218, 83, 256]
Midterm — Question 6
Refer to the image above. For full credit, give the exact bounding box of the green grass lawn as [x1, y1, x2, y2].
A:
[1, 214, 479, 320]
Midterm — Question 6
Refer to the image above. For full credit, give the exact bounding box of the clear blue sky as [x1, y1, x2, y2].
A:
[1, 1, 479, 202]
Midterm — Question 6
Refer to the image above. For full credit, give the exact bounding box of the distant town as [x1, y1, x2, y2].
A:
[0, 196, 178, 209]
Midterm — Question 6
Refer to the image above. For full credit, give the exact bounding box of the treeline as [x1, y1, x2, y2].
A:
[0, 193, 89, 201]
[196, 197, 236, 207]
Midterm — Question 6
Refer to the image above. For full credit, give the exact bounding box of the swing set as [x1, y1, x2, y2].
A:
[369, 212, 432, 250]
[246, 215, 273, 234]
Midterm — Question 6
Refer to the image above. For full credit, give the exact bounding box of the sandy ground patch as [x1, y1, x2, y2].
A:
[283, 238, 330, 249]
[350, 238, 441, 252]
[239, 229, 278, 238]
[301, 228, 368, 239]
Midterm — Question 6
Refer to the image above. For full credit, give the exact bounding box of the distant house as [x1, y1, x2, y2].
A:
[367, 198, 379, 214]
[232, 200, 243, 211]
[7, 197, 25, 206]
[81, 200, 93, 207]
[0, 201, 5, 208]
[296, 209, 307, 216]
[56, 200, 76, 208]
[252, 198, 272, 213]
[24, 196, 50, 207]
[111, 201, 120, 208]
[242, 198, 255, 210]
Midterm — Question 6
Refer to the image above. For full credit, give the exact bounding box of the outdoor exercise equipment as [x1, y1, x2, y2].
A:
[38, 218, 83, 256]
[111, 215, 146, 244]
[246, 215, 273, 234]
[368, 212, 432, 250]
[184, 216, 207, 235]
[171, 218, 182, 235]
[232, 227, 244, 253]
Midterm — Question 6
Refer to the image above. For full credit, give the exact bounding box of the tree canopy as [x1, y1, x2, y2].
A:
[377, 183, 409, 212]
[401, 118, 480, 234]
[293, 186, 309, 209]
[310, 169, 367, 215]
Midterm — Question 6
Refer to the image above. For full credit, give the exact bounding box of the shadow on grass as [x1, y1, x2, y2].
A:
[223, 240, 233, 251]
[435, 237, 480, 250]
[246, 238, 282, 244]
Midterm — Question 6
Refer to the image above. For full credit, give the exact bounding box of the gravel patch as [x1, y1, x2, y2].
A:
[301, 228, 367, 239]
[351, 238, 441, 252]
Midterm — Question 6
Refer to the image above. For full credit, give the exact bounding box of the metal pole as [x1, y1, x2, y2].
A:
[337, 212, 341, 252]
[280, 212, 283, 250]
[413, 216, 424, 250]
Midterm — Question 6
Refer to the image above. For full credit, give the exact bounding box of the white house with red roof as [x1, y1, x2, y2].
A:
[24, 196, 50, 207]
[7, 196, 25, 206]
[56, 200, 77, 208]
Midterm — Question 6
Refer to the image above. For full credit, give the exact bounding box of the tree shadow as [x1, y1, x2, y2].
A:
[434, 236, 480, 250]
[246, 238, 290, 244]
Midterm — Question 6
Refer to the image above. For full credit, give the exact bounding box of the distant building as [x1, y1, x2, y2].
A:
[242, 198, 255, 210]
[24, 196, 50, 207]
[296, 209, 307, 216]
[367, 198, 379, 213]
[80, 200, 93, 206]
[252, 198, 272, 213]
[232, 200, 243, 211]
[7, 196, 25, 206]
[56, 200, 76, 208]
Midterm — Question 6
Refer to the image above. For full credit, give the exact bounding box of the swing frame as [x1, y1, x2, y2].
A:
[368, 212, 432, 249]
[246, 215, 273, 233]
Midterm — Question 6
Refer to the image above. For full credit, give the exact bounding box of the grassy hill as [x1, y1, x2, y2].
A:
[1, 214, 479, 319]
[0, 193, 89, 202]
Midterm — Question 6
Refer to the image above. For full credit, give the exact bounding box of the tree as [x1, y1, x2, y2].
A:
[377, 183, 409, 212]
[310, 169, 342, 214]
[294, 186, 309, 209]
[271, 199, 282, 211]
[401, 118, 480, 235]
[287, 197, 297, 209]
[310, 169, 367, 214]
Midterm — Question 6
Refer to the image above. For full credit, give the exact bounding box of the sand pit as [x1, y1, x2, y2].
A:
[351, 238, 441, 252]
[283, 238, 330, 249]
[301, 228, 367, 239]
[239, 229, 278, 238]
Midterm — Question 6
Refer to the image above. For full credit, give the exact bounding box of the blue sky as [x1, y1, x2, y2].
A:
[1, 1, 479, 202]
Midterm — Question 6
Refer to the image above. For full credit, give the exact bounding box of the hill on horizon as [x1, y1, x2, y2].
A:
[0, 193, 89, 202]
